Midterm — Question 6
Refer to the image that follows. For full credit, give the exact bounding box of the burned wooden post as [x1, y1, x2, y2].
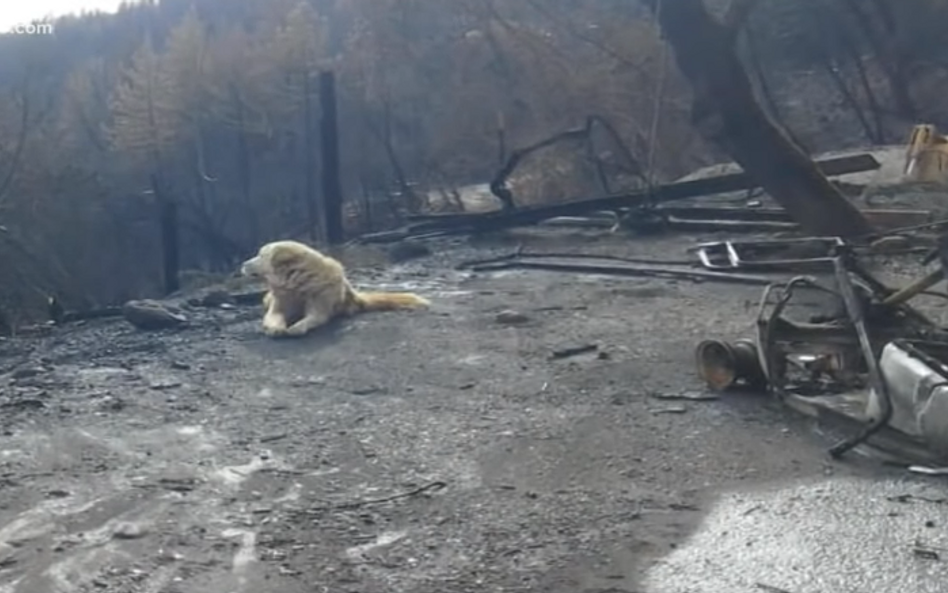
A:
[150, 173, 180, 295]
[319, 70, 345, 245]
[644, 0, 873, 237]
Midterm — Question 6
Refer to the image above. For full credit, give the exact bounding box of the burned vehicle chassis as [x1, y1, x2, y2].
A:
[698, 244, 948, 465]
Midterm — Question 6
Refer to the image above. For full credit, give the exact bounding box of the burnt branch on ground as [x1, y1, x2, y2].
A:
[489, 115, 646, 210]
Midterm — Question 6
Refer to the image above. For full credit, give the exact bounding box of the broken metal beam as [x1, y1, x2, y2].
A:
[662, 206, 930, 227]
[406, 153, 880, 229]
[860, 209, 934, 230]
[467, 257, 775, 285]
[355, 154, 881, 243]
[663, 207, 931, 232]
[664, 219, 799, 233]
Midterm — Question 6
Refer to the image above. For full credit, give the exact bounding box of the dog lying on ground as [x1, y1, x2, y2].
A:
[240, 240, 430, 338]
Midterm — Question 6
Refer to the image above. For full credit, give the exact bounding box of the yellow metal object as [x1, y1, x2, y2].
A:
[903, 124, 948, 185]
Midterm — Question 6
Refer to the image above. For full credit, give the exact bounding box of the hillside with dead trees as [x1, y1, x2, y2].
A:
[0, 0, 947, 326]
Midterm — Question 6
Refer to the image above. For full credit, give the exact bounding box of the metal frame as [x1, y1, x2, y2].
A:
[752, 254, 899, 458]
[693, 237, 846, 271]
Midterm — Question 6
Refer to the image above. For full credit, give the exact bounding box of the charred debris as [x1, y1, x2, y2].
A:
[360, 137, 948, 469]
[19, 132, 948, 470]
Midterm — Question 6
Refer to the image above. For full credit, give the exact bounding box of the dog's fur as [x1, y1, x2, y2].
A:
[240, 240, 430, 337]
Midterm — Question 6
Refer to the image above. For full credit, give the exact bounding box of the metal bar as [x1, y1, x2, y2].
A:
[402, 154, 881, 229]
[828, 256, 893, 458]
[467, 258, 775, 285]
[693, 237, 845, 271]
[881, 269, 945, 307]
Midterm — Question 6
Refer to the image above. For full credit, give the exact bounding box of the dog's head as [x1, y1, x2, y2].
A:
[240, 241, 308, 284]
[239, 245, 271, 280]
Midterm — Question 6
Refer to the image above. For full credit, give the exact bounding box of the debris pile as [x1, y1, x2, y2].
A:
[693, 239, 948, 467]
[357, 153, 885, 244]
[402, 143, 948, 468]
[24, 143, 948, 469]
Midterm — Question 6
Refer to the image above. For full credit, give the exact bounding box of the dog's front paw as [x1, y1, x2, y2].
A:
[283, 323, 309, 337]
[263, 324, 288, 337]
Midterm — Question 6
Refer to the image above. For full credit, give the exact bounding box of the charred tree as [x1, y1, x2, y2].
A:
[151, 173, 180, 295]
[644, 0, 873, 237]
[836, 0, 918, 123]
[303, 72, 320, 243]
[319, 71, 344, 245]
[0, 73, 33, 205]
[368, 99, 419, 213]
[231, 82, 257, 246]
[816, 3, 886, 144]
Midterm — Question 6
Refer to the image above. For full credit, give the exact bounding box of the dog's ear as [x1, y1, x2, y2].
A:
[268, 246, 305, 277]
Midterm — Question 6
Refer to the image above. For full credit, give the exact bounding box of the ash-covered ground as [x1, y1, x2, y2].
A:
[2, 227, 948, 593]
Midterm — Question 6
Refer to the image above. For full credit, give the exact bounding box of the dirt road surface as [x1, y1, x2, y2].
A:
[2, 229, 947, 593]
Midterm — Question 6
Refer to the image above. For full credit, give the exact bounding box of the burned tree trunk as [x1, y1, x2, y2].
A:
[0, 78, 32, 205]
[303, 72, 320, 243]
[645, 0, 872, 237]
[836, 0, 918, 123]
[232, 83, 257, 247]
[151, 173, 180, 295]
[369, 99, 419, 212]
[319, 71, 344, 245]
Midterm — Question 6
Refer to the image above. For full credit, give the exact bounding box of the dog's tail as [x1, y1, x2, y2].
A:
[353, 291, 430, 313]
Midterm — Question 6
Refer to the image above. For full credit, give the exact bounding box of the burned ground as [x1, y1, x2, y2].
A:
[1, 229, 947, 593]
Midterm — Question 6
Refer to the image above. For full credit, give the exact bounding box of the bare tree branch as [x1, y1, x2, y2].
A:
[523, 0, 653, 79]
[195, 130, 217, 182]
[585, 114, 647, 191]
[836, 0, 918, 120]
[817, 4, 886, 143]
[0, 73, 33, 207]
[489, 125, 589, 210]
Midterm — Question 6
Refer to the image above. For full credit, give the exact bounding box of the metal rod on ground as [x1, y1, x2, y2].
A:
[456, 250, 695, 269]
[861, 217, 948, 241]
[468, 259, 775, 285]
[881, 269, 944, 307]
[846, 258, 935, 327]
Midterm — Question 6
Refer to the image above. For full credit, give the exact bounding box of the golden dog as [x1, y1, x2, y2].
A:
[240, 240, 429, 337]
